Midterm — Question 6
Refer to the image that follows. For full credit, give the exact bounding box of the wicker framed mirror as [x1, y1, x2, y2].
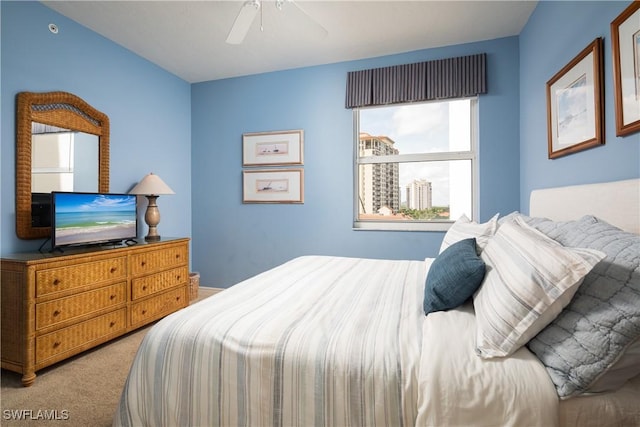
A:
[16, 91, 110, 239]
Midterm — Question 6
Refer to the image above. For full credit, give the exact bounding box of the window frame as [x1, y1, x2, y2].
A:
[352, 97, 479, 232]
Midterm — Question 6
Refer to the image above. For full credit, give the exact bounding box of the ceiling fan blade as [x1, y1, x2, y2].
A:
[226, 0, 260, 45]
[287, 0, 328, 38]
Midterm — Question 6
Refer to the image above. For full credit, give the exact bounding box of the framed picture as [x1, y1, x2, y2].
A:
[242, 130, 304, 166]
[611, 1, 640, 136]
[546, 38, 604, 159]
[242, 168, 304, 203]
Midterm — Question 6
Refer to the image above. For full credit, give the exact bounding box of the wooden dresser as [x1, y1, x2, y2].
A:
[1, 237, 189, 386]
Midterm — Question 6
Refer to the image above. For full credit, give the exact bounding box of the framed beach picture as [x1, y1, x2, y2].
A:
[611, 1, 640, 136]
[242, 130, 304, 166]
[546, 38, 604, 159]
[242, 168, 304, 203]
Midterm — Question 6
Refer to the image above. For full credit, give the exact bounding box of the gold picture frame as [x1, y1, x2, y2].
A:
[242, 168, 304, 204]
[546, 38, 604, 159]
[242, 129, 304, 166]
[611, 1, 640, 136]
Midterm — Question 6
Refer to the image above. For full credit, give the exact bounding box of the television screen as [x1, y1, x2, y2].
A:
[52, 192, 137, 248]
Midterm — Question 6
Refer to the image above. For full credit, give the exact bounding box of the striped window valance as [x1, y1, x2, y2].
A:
[345, 53, 487, 108]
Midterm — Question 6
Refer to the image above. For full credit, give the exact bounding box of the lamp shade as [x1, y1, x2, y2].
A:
[129, 173, 175, 196]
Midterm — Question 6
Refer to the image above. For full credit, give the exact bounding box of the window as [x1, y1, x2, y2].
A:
[32, 132, 75, 192]
[354, 97, 478, 231]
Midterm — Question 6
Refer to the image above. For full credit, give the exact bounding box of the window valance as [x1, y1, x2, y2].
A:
[345, 53, 487, 108]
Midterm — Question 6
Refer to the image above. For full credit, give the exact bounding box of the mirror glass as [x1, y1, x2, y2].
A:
[16, 91, 109, 240]
[31, 122, 99, 193]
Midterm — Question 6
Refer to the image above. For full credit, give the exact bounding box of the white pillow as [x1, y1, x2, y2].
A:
[439, 213, 498, 254]
[473, 216, 605, 358]
[496, 211, 522, 227]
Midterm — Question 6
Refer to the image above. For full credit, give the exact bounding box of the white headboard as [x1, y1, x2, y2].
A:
[529, 178, 640, 234]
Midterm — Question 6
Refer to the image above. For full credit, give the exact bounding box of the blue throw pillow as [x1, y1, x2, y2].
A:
[424, 238, 486, 315]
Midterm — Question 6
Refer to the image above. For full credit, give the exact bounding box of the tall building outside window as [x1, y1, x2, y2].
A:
[354, 98, 478, 231]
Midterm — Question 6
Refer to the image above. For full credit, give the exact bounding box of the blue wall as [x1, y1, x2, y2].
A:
[1, 1, 192, 254]
[4, 1, 636, 289]
[519, 1, 640, 212]
[191, 37, 521, 287]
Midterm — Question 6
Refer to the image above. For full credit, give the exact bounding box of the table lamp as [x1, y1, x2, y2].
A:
[129, 173, 175, 241]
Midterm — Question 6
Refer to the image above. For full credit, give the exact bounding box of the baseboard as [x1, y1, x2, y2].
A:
[200, 286, 224, 295]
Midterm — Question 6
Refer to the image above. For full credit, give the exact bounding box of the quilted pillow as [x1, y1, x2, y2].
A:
[473, 216, 605, 358]
[439, 213, 498, 254]
[526, 215, 640, 398]
[586, 338, 640, 393]
[424, 238, 486, 315]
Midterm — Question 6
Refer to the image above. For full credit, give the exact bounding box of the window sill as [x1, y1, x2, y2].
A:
[353, 221, 452, 232]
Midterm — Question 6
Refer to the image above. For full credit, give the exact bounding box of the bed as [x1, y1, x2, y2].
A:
[114, 179, 640, 427]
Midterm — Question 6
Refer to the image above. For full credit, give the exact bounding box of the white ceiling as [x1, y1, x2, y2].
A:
[42, 0, 537, 83]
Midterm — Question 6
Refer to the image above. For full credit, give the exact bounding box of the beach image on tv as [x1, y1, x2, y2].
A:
[54, 193, 137, 246]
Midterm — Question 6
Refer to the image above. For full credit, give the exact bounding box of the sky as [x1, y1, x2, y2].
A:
[56, 193, 136, 213]
[359, 100, 471, 206]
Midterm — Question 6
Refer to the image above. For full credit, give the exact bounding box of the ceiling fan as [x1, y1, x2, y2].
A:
[226, 0, 327, 45]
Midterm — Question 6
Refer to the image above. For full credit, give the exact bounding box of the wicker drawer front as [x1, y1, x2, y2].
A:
[36, 258, 127, 297]
[35, 283, 127, 330]
[131, 266, 188, 300]
[130, 245, 187, 276]
[35, 308, 126, 363]
[130, 287, 187, 326]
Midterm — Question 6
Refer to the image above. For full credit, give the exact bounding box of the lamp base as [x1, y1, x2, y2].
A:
[143, 195, 162, 243]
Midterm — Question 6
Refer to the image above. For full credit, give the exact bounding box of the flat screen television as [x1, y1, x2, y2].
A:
[51, 192, 138, 249]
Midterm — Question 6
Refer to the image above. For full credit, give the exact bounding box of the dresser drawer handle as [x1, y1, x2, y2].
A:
[176, 296, 181, 301]
[53, 310, 61, 317]
[176, 275, 181, 281]
[110, 321, 116, 327]
[52, 279, 60, 286]
[142, 285, 147, 291]
[110, 267, 117, 273]
[175, 254, 181, 259]
[141, 310, 147, 315]
[110, 294, 116, 300]
[53, 341, 61, 349]
[140, 261, 146, 267]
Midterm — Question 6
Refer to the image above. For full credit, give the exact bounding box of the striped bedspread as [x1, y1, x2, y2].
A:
[114, 255, 426, 427]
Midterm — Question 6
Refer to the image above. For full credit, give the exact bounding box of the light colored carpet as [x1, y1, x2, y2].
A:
[0, 287, 218, 427]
